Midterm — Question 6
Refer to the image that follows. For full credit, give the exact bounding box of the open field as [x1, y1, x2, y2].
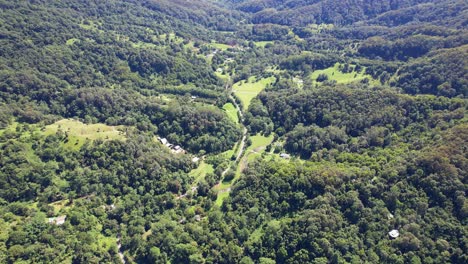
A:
[44, 119, 126, 150]
[310, 63, 377, 85]
[233, 76, 276, 110]
[222, 103, 239, 124]
[215, 133, 274, 205]
[189, 161, 214, 184]
[254, 41, 274, 48]
[210, 42, 232, 50]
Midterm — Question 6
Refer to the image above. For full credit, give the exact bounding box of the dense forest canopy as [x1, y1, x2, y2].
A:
[0, 0, 466, 263]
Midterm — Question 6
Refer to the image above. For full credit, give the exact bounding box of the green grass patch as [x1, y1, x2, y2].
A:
[189, 161, 214, 183]
[215, 71, 229, 81]
[254, 41, 274, 48]
[44, 119, 126, 150]
[310, 63, 377, 86]
[222, 103, 239, 124]
[66, 38, 79, 46]
[215, 191, 230, 207]
[210, 41, 232, 50]
[233, 76, 276, 110]
[247, 134, 275, 153]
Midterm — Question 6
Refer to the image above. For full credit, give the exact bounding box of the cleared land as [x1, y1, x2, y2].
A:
[254, 41, 274, 48]
[210, 42, 232, 50]
[310, 63, 376, 85]
[233, 76, 276, 110]
[189, 161, 214, 184]
[222, 103, 239, 124]
[44, 119, 126, 150]
[215, 133, 274, 205]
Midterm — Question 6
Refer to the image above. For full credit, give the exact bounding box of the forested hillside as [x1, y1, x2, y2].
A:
[0, 0, 466, 263]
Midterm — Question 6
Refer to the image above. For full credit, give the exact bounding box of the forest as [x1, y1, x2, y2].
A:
[0, 0, 466, 263]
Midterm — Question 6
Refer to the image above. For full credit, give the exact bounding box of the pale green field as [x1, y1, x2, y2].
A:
[215, 71, 229, 81]
[310, 63, 377, 85]
[44, 119, 126, 150]
[215, 191, 230, 207]
[215, 133, 274, 206]
[222, 103, 239, 124]
[233, 76, 276, 110]
[189, 161, 214, 184]
[210, 42, 232, 50]
[247, 134, 274, 153]
[66, 38, 79, 45]
[254, 41, 274, 48]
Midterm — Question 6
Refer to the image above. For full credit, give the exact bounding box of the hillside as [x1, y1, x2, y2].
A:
[0, 0, 466, 263]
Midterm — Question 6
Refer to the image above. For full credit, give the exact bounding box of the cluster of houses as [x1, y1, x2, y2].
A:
[158, 137, 185, 154]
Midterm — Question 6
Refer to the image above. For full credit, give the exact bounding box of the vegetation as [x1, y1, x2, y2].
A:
[0, 0, 467, 263]
[233, 76, 276, 110]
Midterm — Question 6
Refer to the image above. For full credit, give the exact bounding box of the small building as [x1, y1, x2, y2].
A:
[280, 153, 291, 159]
[194, 215, 201, 222]
[48, 215, 67, 225]
[389, 229, 400, 239]
[159, 138, 168, 145]
[192, 157, 200, 163]
[174, 145, 181, 151]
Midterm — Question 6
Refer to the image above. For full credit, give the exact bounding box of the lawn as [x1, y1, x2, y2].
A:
[222, 103, 239, 124]
[310, 63, 377, 85]
[189, 161, 214, 184]
[210, 42, 232, 50]
[247, 134, 275, 153]
[254, 41, 274, 48]
[44, 119, 126, 150]
[233, 76, 276, 110]
[215, 191, 230, 207]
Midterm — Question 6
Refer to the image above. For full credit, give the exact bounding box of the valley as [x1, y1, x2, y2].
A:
[0, 0, 466, 263]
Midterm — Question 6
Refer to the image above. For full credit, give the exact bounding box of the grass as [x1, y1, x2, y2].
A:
[66, 38, 79, 46]
[247, 134, 275, 152]
[233, 76, 276, 110]
[215, 191, 230, 207]
[210, 42, 232, 50]
[189, 161, 214, 184]
[215, 71, 229, 81]
[310, 63, 377, 86]
[44, 119, 126, 150]
[222, 103, 239, 124]
[254, 41, 274, 48]
[215, 133, 274, 206]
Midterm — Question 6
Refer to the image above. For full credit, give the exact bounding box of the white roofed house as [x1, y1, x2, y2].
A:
[48, 215, 67, 225]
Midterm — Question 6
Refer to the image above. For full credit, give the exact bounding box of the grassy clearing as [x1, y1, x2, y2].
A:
[215, 71, 229, 81]
[233, 76, 276, 110]
[44, 119, 126, 150]
[66, 38, 79, 45]
[247, 134, 275, 152]
[254, 41, 274, 48]
[215, 191, 230, 207]
[310, 63, 377, 85]
[189, 161, 214, 183]
[210, 42, 232, 50]
[222, 103, 239, 124]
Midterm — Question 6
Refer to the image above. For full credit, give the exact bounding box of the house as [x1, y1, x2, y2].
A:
[388, 229, 400, 239]
[48, 215, 67, 225]
[280, 153, 291, 159]
[159, 137, 168, 145]
[192, 157, 200, 163]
